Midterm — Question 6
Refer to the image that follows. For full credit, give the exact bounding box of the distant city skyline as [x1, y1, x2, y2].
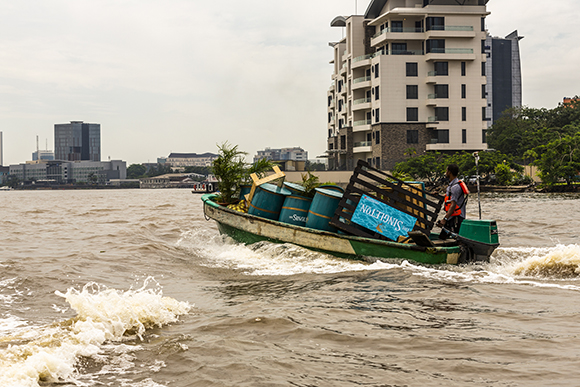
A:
[1, 0, 579, 166]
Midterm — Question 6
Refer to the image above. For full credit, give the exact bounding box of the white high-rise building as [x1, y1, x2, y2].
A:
[326, 0, 493, 171]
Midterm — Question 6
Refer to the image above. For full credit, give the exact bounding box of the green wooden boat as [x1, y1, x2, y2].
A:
[201, 193, 464, 265]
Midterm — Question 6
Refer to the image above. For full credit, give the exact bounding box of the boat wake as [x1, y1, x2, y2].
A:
[180, 228, 580, 289]
[0, 278, 191, 387]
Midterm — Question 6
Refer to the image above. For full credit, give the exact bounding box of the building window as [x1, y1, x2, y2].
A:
[482, 107, 487, 121]
[481, 62, 486, 76]
[482, 84, 486, 99]
[406, 62, 418, 77]
[461, 84, 466, 99]
[407, 107, 419, 122]
[328, 95, 332, 106]
[482, 129, 487, 143]
[434, 62, 448, 76]
[461, 61, 466, 76]
[481, 40, 486, 54]
[426, 16, 445, 31]
[376, 157, 381, 169]
[375, 130, 380, 144]
[462, 129, 467, 144]
[481, 17, 486, 32]
[435, 107, 449, 121]
[406, 85, 418, 99]
[392, 21, 403, 32]
[462, 107, 467, 121]
[374, 63, 379, 78]
[328, 129, 332, 138]
[375, 86, 380, 100]
[328, 112, 332, 123]
[434, 84, 448, 98]
[340, 135, 346, 150]
[407, 130, 419, 144]
[375, 108, 380, 123]
[392, 42, 408, 54]
[426, 39, 445, 54]
[436, 129, 450, 144]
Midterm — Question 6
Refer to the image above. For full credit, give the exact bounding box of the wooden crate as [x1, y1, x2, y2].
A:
[330, 160, 444, 241]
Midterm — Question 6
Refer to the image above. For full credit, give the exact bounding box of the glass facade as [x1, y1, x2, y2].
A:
[54, 121, 101, 162]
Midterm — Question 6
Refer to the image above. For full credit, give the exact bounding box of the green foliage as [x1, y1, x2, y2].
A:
[494, 162, 513, 186]
[127, 164, 147, 179]
[299, 171, 320, 198]
[393, 150, 523, 186]
[243, 158, 277, 185]
[392, 151, 447, 183]
[525, 132, 580, 187]
[487, 102, 580, 163]
[212, 142, 248, 204]
[146, 164, 172, 177]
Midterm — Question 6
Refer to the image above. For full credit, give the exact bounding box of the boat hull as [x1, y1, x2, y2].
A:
[202, 194, 462, 265]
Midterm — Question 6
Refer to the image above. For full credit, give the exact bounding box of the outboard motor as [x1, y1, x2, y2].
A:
[456, 219, 500, 263]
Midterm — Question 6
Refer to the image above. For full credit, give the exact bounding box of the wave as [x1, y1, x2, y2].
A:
[179, 228, 580, 289]
[0, 278, 191, 387]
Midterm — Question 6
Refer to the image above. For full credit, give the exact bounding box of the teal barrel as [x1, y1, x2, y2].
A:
[305, 187, 343, 232]
[318, 184, 345, 194]
[248, 183, 291, 220]
[239, 185, 252, 201]
[279, 182, 312, 226]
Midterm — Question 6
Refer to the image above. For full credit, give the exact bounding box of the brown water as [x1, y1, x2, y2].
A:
[1, 189, 580, 386]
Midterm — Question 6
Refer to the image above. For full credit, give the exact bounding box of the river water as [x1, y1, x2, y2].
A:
[1, 189, 579, 386]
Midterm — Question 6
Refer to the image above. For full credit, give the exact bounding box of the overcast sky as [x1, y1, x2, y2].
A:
[1, 0, 578, 166]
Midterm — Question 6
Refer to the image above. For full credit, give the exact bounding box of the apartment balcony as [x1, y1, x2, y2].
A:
[352, 97, 371, 111]
[353, 141, 372, 154]
[426, 48, 476, 61]
[425, 71, 438, 84]
[353, 119, 372, 132]
[426, 94, 437, 106]
[340, 63, 347, 75]
[426, 26, 475, 39]
[352, 76, 371, 90]
[352, 54, 373, 69]
[373, 50, 424, 58]
[329, 82, 335, 91]
[426, 116, 439, 129]
[371, 27, 425, 47]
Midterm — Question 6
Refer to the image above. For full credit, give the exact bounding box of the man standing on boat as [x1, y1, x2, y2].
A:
[437, 163, 469, 239]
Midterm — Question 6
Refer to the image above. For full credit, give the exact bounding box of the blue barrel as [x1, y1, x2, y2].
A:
[248, 183, 291, 220]
[305, 188, 343, 232]
[239, 185, 252, 201]
[318, 184, 345, 194]
[279, 194, 312, 226]
[283, 182, 306, 195]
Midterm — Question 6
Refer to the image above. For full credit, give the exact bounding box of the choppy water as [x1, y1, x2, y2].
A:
[1, 189, 580, 386]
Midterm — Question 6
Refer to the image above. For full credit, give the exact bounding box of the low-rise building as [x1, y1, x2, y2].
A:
[139, 173, 215, 189]
[253, 147, 308, 163]
[166, 153, 218, 168]
[8, 160, 126, 184]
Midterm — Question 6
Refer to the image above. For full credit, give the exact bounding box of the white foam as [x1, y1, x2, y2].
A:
[0, 279, 191, 387]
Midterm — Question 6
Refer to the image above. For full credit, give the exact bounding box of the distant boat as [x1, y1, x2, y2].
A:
[0, 186, 13, 191]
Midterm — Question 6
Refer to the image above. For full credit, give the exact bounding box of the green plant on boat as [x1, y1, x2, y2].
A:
[212, 142, 247, 204]
[242, 158, 278, 185]
[299, 170, 320, 198]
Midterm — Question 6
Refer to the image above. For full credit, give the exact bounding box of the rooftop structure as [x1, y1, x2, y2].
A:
[326, 0, 511, 170]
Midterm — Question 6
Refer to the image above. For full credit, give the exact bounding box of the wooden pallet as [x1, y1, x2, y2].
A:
[330, 160, 444, 241]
